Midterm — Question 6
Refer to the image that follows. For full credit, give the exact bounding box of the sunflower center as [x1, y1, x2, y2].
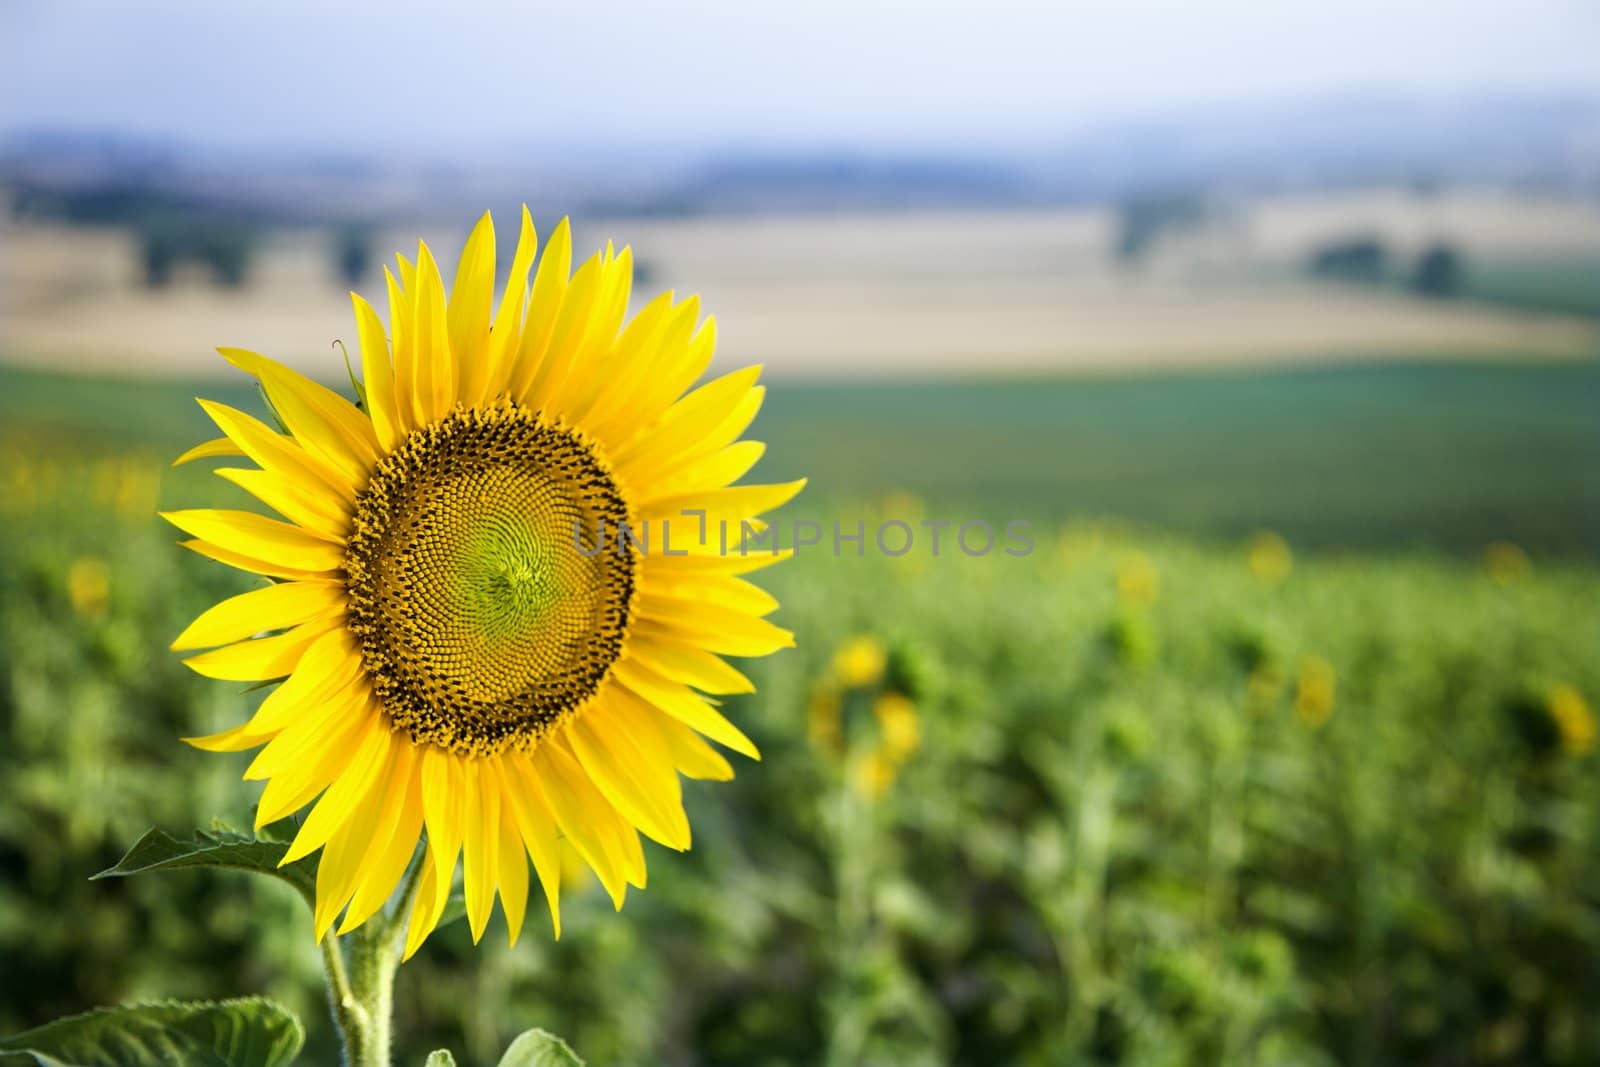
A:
[345, 403, 634, 755]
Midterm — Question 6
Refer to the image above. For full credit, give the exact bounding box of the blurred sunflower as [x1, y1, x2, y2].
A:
[164, 209, 802, 956]
[809, 635, 922, 799]
[1547, 684, 1595, 757]
[1484, 541, 1532, 585]
[1246, 531, 1293, 585]
[1294, 656, 1337, 729]
[831, 635, 887, 689]
[1115, 550, 1160, 607]
[66, 557, 111, 620]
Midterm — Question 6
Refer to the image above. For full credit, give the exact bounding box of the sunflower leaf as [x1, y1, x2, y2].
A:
[496, 1029, 585, 1067]
[91, 827, 316, 910]
[424, 1052, 458, 1067]
[0, 997, 303, 1067]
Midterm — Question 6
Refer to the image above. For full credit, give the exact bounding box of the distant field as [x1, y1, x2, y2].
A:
[3, 357, 1596, 556]
[4, 192, 1597, 380]
[1461, 255, 1600, 318]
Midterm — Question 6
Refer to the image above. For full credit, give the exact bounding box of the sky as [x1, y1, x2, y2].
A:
[4, 0, 1599, 155]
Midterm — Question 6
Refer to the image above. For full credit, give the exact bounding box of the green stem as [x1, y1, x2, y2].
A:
[320, 854, 427, 1067]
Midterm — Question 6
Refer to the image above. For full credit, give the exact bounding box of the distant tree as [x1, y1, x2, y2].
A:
[334, 224, 375, 287]
[139, 224, 179, 288]
[137, 217, 256, 289]
[1307, 236, 1388, 284]
[202, 225, 254, 288]
[1412, 242, 1464, 299]
[1115, 192, 1206, 264]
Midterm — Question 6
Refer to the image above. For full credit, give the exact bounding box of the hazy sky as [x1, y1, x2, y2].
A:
[5, 0, 1599, 153]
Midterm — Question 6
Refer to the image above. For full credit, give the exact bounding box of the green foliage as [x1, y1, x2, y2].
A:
[2, 367, 1599, 1064]
[497, 1030, 586, 1066]
[421, 1027, 586, 1067]
[92, 826, 316, 909]
[0, 999, 302, 1067]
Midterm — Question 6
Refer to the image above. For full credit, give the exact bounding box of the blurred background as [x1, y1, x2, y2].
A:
[2, 1, 1599, 1064]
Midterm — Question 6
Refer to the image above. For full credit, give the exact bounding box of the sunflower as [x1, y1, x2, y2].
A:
[164, 210, 802, 957]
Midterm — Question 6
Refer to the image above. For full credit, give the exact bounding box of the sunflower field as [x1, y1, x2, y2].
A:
[2, 358, 1599, 1067]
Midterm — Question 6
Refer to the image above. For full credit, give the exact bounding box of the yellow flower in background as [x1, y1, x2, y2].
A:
[811, 636, 920, 799]
[1116, 551, 1160, 608]
[878, 489, 925, 526]
[1547, 684, 1595, 757]
[1054, 525, 1105, 572]
[1484, 542, 1531, 585]
[164, 209, 802, 956]
[832, 635, 887, 689]
[1247, 531, 1293, 585]
[807, 685, 844, 753]
[1295, 656, 1337, 729]
[67, 557, 111, 619]
[850, 750, 898, 800]
[872, 692, 921, 763]
[1246, 663, 1284, 712]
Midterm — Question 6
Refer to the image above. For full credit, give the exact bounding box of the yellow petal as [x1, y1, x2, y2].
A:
[646, 573, 779, 618]
[198, 399, 355, 504]
[403, 843, 446, 961]
[247, 675, 369, 783]
[385, 265, 420, 433]
[214, 468, 350, 541]
[640, 481, 807, 552]
[542, 246, 633, 420]
[461, 759, 502, 944]
[480, 207, 539, 404]
[641, 546, 794, 578]
[633, 598, 794, 658]
[251, 691, 375, 825]
[172, 436, 245, 467]
[351, 293, 402, 451]
[611, 658, 760, 760]
[517, 251, 602, 409]
[396, 252, 417, 295]
[216, 347, 378, 485]
[625, 641, 754, 695]
[499, 756, 564, 939]
[611, 683, 733, 781]
[313, 817, 374, 940]
[162, 509, 346, 574]
[524, 743, 631, 907]
[412, 242, 456, 424]
[586, 297, 703, 444]
[637, 440, 766, 503]
[172, 580, 344, 651]
[566, 702, 690, 850]
[419, 746, 465, 922]
[339, 744, 424, 933]
[496, 803, 530, 946]
[449, 211, 496, 406]
[506, 217, 572, 399]
[632, 312, 720, 429]
[180, 615, 340, 681]
[576, 289, 675, 431]
[184, 629, 361, 754]
[612, 365, 764, 475]
[283, 718, 392, 864]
